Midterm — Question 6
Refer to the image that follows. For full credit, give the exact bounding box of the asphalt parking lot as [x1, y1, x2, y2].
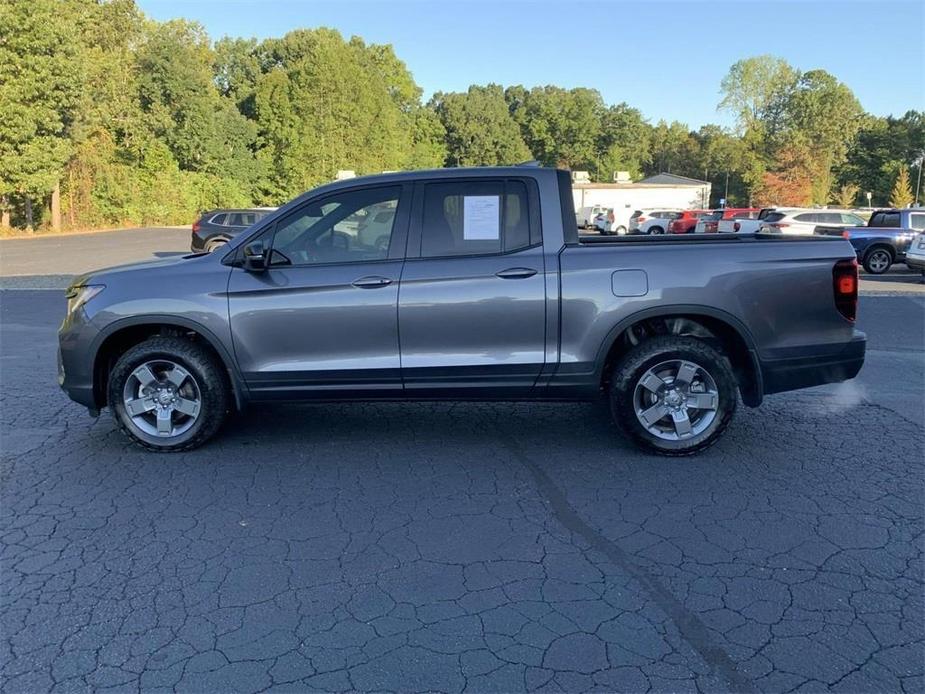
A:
[1, 229, 923, 692]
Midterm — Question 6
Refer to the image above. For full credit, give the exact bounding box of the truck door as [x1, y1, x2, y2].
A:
[398, 178, 547, 397]
[227, 183, 410, 398]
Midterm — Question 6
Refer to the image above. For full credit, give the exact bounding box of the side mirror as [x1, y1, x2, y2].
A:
[242, 240, 267, 272]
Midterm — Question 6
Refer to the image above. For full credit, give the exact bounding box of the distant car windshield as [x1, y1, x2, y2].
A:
[762, 212, 786, 223]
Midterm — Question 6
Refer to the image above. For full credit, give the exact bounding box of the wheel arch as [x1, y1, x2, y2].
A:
[91, 316, 247, 411]
[595, 305, 764, 407]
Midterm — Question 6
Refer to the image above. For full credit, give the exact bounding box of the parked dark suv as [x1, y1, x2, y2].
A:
[191, 208, 276, 252]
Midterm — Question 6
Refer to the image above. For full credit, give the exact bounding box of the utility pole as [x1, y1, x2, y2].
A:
[915, 153, 924, 206]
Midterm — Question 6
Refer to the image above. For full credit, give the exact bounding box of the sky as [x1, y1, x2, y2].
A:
[138, 0, 924, 129]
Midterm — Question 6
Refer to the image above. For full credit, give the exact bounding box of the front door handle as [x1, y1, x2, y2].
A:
[495, 267, 538, 279]
[352, 276, 393, 288]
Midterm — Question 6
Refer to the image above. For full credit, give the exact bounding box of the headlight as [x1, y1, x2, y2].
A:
[65, 285, 105, 315]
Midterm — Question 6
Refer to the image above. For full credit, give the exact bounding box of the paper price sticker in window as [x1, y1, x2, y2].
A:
[463, 196, 500, 240]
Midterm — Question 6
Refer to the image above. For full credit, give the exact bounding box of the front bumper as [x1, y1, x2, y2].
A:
[58, 307, 102, 410]
[760, 332, 866, 396]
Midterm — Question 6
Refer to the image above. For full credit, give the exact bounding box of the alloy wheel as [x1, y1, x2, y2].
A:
[633, 359, 719, 440]
[867, 250, 890, 273]
[121, 360, 202, 438]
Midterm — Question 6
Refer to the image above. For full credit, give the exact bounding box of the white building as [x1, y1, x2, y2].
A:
[573, 172, 712, 227]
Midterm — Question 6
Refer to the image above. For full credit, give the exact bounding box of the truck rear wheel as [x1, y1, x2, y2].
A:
[108, 336, 230, 452]
[609, 336, 737, 456]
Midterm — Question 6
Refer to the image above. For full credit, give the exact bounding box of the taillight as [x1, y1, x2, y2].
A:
[192, 220, 201, 233]
[733, 222, 741, 232]
[706, 222, 718, 232]
[841, 230, 850, 239]
[833, 259, 858, 321]
[638, 216, 647, 223]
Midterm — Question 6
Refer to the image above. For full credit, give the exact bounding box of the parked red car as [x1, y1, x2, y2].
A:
[667, 209, 712, 234]
[696, 208, 762, 233]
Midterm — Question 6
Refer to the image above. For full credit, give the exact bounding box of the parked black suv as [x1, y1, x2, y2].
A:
[191, 208, 276, 252]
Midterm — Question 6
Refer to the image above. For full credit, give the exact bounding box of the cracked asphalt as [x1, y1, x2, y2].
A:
[1, 262, 923, 691]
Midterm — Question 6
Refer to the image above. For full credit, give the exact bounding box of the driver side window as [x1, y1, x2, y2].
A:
[270, 186, 402, 266]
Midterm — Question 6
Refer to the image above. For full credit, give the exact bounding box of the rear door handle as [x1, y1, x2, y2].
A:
[495, 267, 538, 279]
[352, 276, 393, 288]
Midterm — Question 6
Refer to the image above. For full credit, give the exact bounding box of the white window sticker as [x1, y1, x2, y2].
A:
[463, 195, 500, 240]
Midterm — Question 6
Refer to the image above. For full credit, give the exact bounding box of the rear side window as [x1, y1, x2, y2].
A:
[210, 213, 227, 225]
[228, 212, 256, 226]
[909, 213, 925, 230]
[870, 212, 900, 227]
[763, 212, 786, 223]
[706, 211, 723, 221]
[421, 180, 533, 257]
[793, 213, 818, 223]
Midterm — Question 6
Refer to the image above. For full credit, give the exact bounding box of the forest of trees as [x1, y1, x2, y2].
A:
[1, 0, 922, 233]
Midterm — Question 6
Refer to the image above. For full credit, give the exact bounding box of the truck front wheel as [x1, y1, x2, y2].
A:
[108, 336, 230, 452]
[609, 336, 737, 456]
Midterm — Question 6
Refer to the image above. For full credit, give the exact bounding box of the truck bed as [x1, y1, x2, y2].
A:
[576, 231, 845, 245]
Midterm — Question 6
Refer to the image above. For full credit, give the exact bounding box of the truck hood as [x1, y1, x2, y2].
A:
[68, 252, 209, 288]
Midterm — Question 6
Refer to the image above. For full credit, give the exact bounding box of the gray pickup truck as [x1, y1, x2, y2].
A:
[59, 166, 865, 455]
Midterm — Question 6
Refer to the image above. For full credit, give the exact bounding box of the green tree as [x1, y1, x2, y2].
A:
[432, 85, 531, 166]
[719, 55, 799, 137]
[406, 107, 447, 169]
[137, 19, 258, 183]
[0, 0, 81, 229]
[647, 121, 699, 177]
[838, 111, 925, 205]
[890, 166, 914, 208]
[719, 56, 800, 202]
[783, 70, 863, 202]
[593, 103, 651, 181]
[833, 183, 860, 208]
[214, 37, 265, 118]
[249, 28, 416, 199]
[507, 86, 604, 170]
[690, 125, 752, 205]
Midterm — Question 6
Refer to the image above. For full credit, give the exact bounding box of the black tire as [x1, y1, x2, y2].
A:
[650, 226, 664, 235]
[609, 336, 737, 456]
[206, 238, 228, 253]
[108, 336, 230, 452]
[862, 247, 893, 275]
[615, 226, 627, 235]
